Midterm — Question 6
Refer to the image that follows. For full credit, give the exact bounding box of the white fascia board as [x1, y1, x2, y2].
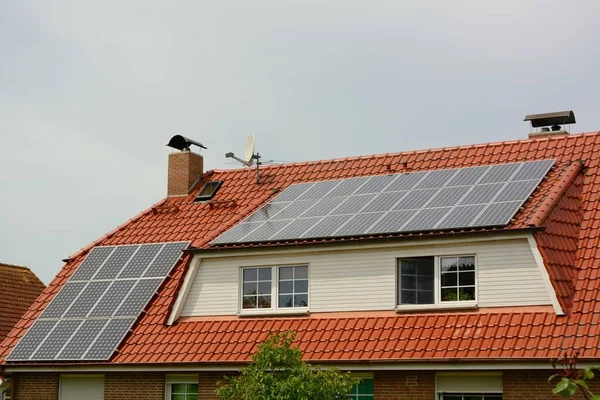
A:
[4, 361, 597, 373]
[167, 256, 202, 325]
[527, 236, 565, 315]
[196, 232, 534, 260]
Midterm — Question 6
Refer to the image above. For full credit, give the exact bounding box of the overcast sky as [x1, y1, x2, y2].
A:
[1, 1, 599, 284]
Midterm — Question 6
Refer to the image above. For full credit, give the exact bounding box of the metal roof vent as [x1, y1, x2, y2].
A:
[524, 111, 576, 139]
[166, 135, 207, 151]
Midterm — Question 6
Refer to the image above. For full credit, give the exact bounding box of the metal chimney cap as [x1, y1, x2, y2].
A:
[524, 111, 576, 128]
[166, 135, 207, 151]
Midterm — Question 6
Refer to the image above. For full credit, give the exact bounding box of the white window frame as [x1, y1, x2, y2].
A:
[165, 375, 198, 400]
[238, 264, 310, 316]
[395, 254, 478, 312]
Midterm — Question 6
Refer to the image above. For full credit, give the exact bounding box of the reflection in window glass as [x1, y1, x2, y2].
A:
[171, 383, 199, 400]
[279, 265, 309, 308]
[440, 256, 475, 302]
[242, 267, 272, 309]
[398, 257, 434, 304]
[348, 378, 374, 399]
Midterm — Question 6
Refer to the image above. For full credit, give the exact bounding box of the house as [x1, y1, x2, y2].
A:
[0, 263, 45, 400]
[2, 112, 600, 400]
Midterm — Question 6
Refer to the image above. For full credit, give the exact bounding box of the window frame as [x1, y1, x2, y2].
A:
[396, 253, 478, 311]
[165, 375, 199, 400]
[238, 264, 310, 316]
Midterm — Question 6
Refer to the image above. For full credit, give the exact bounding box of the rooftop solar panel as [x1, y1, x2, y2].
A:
[6, 241, 189, 362]
[211, 160, 555, 245]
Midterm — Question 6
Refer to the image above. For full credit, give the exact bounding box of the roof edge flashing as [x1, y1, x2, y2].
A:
[528, 161, 583, 227]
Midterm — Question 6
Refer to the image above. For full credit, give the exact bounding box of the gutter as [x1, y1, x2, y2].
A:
[184, 227, 544, 255]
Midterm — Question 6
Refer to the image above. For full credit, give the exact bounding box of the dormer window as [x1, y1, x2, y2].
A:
[240, 265, 309, 315]
[194, 180, 223, 202]
[397, 255, 476, 310]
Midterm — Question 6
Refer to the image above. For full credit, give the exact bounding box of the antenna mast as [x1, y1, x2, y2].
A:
[225, 134, 263, 184]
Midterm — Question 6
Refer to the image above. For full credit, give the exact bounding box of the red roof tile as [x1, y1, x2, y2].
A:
[4, 132, 600, 365]
[0, 263, 45, 345]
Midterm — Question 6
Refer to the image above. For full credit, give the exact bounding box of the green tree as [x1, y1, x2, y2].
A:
[216, 330, 358, 400]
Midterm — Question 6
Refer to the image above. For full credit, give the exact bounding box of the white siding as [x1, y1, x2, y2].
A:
[181, 238, 553, 316]
[59, 375, 104, 400]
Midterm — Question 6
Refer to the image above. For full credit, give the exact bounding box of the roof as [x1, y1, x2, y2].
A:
[0, 263, 45, 345]
[3, 131, 600, 366]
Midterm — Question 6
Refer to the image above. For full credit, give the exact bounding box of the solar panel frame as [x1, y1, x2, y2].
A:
[210, 160, 555, 245]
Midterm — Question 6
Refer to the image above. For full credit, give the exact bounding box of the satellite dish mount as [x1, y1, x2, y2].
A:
[226, 134, 262, 184]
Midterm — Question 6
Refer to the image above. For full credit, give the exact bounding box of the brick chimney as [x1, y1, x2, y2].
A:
[166, 135, 207, 197]
[167, 150, 204, 197]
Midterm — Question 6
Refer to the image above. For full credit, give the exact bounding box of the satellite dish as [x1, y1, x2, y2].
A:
[244, 134, 256, 163]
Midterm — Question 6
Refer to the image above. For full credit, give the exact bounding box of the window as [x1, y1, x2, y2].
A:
[241, 265, 309, 312]
[242, 267, 272, 309]
[348, 378, 374, 399]
[166, 375, 198, 400]
[436, 372, 502, 400]
[194, 180, 223, 202]
[170, 384, 198, 400]
[279, 265, 308, 307]
[397, 255, 476, 307]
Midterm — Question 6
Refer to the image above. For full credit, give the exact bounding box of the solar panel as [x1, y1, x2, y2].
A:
[211, 160, 555, 245]
[301, 215, 349, 238]
[56, 319, 107, 360]
[94, 245, 137, 280]
[84, 318, 136, 360]
[32, 320, 82, 359]
[89, 280, 136, 317]
[6, 241, 189, 362]
[63, 281, 110, 318]
[69, 247, 114, 281]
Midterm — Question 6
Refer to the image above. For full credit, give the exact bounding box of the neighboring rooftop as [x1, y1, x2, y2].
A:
[0, 263, 46, 344]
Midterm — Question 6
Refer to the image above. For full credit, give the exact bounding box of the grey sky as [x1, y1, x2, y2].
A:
[1, 1, 599, 284]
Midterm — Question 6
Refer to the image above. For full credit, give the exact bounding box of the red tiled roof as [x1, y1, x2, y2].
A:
[3, 132, 600, 365]
[0, 263, 45, 345]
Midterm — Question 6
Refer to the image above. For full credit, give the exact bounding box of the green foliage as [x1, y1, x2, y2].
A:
[216, 331, 358, 400]
[549, 360, 600, 399]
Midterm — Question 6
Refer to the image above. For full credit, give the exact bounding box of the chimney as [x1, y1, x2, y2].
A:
[524, 110, 576, 139]
[166, 135, 206, 197]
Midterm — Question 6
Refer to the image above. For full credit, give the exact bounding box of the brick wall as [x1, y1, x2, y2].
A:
[374, 370, 435, 400]
[104, 372, 164, 400]
[199, 371, 229, 399]
[167, 151, 203, 197]
[504, 369, 600, 400]
[13, 372, 59, 400]
[13, 368, 600, 399]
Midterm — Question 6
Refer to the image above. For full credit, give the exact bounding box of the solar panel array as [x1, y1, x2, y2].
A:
[7, 241, 189, 362]
[211, 160, 554, 245]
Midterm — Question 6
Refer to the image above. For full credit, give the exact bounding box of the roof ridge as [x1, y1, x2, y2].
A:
[0, 263, 30, 271]
[207, 131, 600, 174]
[66, 197, 170, 261]
[528, 161, 584, 227]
